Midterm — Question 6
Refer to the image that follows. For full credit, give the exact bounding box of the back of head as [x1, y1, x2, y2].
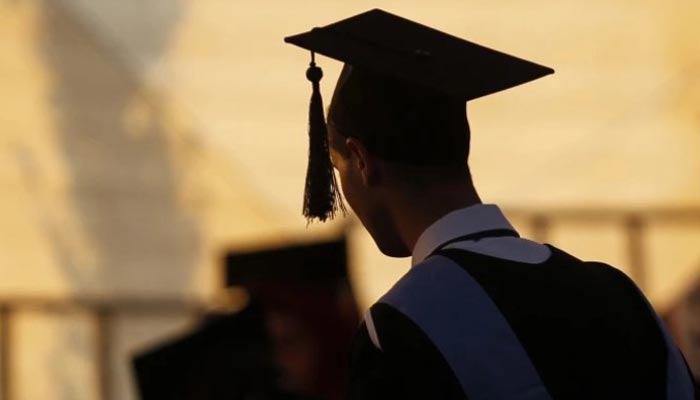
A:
[284, 9, 554, 221]
[328, 65, 470, 168]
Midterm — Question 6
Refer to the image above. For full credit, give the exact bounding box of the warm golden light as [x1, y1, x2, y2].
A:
[1, 0, 699, 398]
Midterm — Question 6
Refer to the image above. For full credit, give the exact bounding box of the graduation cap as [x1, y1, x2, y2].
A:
[284, 9, 554, 222]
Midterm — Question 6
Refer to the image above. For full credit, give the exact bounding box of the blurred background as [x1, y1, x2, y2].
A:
[1, 0, 699, 398]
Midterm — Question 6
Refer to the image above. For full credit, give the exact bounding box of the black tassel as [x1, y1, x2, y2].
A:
[303, 52, 345, 222]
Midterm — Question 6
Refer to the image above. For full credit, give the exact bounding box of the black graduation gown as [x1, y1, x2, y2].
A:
[346, 244, 698, 399]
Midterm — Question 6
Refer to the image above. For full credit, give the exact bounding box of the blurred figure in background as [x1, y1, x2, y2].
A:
[133, 239, 358, 400]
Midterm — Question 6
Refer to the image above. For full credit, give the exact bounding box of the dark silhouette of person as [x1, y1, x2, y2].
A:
[284, 9, 699, 400]
[133, 239, 358, 400]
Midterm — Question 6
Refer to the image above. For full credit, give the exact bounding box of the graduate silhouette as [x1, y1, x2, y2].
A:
[285, 9, 698, 400]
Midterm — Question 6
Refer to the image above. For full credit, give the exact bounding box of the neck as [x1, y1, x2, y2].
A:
[389, 180, 482, 254]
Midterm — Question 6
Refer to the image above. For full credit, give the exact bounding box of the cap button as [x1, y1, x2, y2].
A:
[414, 48, 432, 58]
[306, 65, 323, 82]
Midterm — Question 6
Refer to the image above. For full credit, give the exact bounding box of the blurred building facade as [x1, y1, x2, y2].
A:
[0, 0, 699, 398]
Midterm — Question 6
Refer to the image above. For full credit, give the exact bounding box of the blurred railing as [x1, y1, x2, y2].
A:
[0, 208, 699, 400]
[0, 297, 207, 400]
[504, 207, 700, 291]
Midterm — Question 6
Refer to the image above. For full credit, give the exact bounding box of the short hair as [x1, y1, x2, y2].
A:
[327, 66, 470, 167]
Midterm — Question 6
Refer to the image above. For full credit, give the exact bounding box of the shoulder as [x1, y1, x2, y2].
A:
[348, 302, 466, 399]
[351, 256, 457, 356]
[379, 255, 464, 313]
[364, 302, 432, 353]
[354, 256, 473, 372]
[546, 246, 651, 306]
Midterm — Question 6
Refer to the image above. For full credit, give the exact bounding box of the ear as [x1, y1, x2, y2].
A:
[345, 137, 378, 186]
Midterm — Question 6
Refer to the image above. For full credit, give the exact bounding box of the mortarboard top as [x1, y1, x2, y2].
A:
[284, 9, 554, 222]
[224, 238, 347, 287]
[285, 8, 554, 102]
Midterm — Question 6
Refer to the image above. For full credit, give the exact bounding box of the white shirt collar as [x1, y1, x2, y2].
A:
[411, 204, 516, 266]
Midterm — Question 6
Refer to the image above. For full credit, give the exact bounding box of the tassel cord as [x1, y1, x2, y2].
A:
[302, 53, 345, 222]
